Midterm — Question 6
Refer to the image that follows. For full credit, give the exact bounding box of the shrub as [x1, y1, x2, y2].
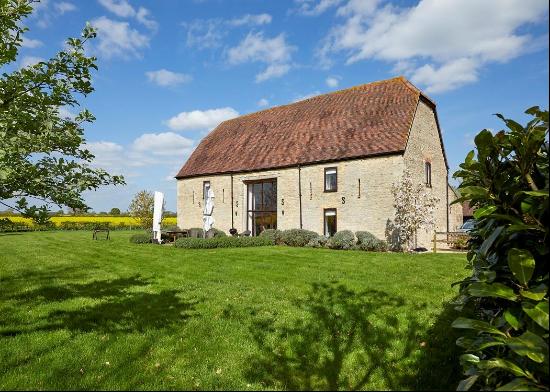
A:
[129, 233, 151, 244]
[356, 231, 388, 251]
[259, 229, 282, 244]
[280, 229, 318, 247]
[174, 236, 273, 249]
[211, 228, 227, 237]
[327, 230, 356, 250]
[451, 106, 549, 390]
[306, 235, 328, 248]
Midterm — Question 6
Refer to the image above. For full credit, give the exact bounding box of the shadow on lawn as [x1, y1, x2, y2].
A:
[245, 281, 423, 390]
[1, 274, 200, 336]
[10, 274, 151, 302]
[398, 300, 464, 391]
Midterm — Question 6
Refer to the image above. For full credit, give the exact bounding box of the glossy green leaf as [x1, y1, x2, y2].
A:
[468, 282, 518, 301]
[478, 358, 530, 378]
[496, 378, 540, 391]
[522, 302, 549, 330]
[506, 331, 548, 363]
[521, 284, 548, 301]
[504, 309, 521, 330]
[508, 249, 535, 286]
[452, 317, 507, 337]
[474, 205, 497, 219]
[521, 190, 549, 197]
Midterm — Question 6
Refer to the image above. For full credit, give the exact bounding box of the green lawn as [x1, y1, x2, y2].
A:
[0, 231, 467, 390]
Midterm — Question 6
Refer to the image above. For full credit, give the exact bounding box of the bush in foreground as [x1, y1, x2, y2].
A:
[174, 236, 274, 249]
[327, 230, 356, 250]
[129, 233, 151, 244]
[356, 231, 388, 251]
[451, 106, 549, 390]
[280, 229, 318, 247]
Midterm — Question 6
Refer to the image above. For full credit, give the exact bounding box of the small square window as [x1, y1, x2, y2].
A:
[324, 208, 337, 237]
[324, 167, 337, 192]
[425, 162, 432, 187]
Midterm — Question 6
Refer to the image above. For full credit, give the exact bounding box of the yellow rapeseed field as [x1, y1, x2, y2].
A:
[2, 215, 177, 227]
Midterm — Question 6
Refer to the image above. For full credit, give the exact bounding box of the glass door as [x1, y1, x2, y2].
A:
[247, 179, 277, 236]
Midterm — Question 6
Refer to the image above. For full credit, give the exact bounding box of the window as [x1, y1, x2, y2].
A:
[324, 167, 337, 192]
[247, 179, 277, 236]
[425, 162, 432, 187]
[203, 181, 211, 203]
[324, 208, 337, 237]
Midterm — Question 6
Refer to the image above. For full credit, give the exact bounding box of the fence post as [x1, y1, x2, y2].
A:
[433, 230, 437, 253]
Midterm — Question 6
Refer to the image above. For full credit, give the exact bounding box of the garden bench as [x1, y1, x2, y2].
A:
[92, 227, 110, 240]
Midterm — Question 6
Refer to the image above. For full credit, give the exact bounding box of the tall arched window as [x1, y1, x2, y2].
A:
[425, 162, 432, 187]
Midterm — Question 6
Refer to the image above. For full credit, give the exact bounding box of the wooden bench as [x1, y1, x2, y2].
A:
[92, 228, 110, 240]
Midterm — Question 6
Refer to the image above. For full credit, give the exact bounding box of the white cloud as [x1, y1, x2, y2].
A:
[256, 64, 291, 82]
[58, 106, 77, 119]
[19, 56, 44, 68]
[184, 19, 225, 49]
[98, 0, 134, 17]
[325, 76, 340, 88]
[166, 107, 240, 132]
[257, 98, 269, 107]
[184, 14, 273, 50]
[98, 0, 157, 30]
[228, 13, 272, 26]
[54, 2, 76, 14]
[91, 16, 149, 59]
[146, 69, 192, 87]
[21, 37, 43, 48]
[319, 0, 549, 93]
[136, 7, 158, 31]
[410, 58, 479, 93]
[227, 32, 296, 82]
[295, 0, 345, 16]
[31, 0, 76, 27]
[132, 132, 194, 156]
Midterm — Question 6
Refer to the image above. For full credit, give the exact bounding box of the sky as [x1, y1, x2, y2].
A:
[16, 0, 550, 212]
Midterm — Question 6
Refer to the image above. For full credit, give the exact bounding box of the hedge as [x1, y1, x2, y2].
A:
[174, 236, 274, 249]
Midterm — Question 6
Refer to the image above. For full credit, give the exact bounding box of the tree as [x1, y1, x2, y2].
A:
[451, 107, 548, 391]
[388, 169, 439, 250]
[128, 190, 154, 229]
[109, 207, 121, 215]
[0, 0, 124, 224]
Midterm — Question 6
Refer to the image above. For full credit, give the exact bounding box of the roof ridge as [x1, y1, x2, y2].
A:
[224, 76, 408, 124]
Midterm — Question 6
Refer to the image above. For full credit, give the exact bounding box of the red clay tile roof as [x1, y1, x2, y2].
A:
[176, 76, 430, 179]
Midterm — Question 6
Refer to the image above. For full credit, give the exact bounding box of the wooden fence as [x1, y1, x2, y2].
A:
[432, 231, 469, 252]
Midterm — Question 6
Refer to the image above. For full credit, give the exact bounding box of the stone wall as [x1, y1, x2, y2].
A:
[403, 99, 449, 248]
[177, 154, 404, 240]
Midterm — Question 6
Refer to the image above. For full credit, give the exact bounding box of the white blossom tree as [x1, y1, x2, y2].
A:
[389, 169, 439, 251]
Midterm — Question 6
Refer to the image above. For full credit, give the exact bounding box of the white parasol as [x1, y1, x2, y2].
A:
[152, 191, 165, 243]
[202, 188, 215, 235]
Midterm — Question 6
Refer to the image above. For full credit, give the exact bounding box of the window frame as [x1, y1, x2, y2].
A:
[324, 167, 338, 192]
[245, 178, 278, 236]
[425, 162, 432, 188]
[323, 208, 337, 237]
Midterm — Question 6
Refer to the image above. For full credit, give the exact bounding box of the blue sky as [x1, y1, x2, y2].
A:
[18, 0, 549, 212]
